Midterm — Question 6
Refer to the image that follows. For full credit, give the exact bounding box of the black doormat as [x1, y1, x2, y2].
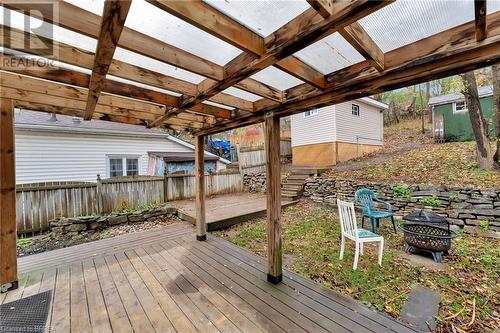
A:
[0, 290, 52, 333]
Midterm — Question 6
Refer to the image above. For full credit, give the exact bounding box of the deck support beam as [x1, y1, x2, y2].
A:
[0, 97, 17, 292]
[195, 135, 206, 241]
[265, 115, 282, 284]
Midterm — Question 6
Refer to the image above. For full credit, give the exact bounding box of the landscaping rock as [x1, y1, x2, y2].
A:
[108, 215, 128, 226]
[65, 223, 87, 233]
[401, 285, 440, 332]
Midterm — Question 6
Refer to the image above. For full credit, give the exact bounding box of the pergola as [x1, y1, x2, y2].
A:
[1, 0, 499, 290]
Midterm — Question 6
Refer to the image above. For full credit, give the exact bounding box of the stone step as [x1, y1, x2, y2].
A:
[282, 184, 303, 190]
[281, 194, 298, 200]
[281, 190, 299, 196]
[287, 175, 310, 181]
[290, 168, 318, 175]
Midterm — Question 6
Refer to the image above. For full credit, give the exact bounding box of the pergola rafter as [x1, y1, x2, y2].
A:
[84, 0, 131, 120]
[1, 0, 500, 289]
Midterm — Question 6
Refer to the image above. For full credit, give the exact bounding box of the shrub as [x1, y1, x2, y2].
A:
[393, 183, 412, 200]
[419, 195, 442, 207]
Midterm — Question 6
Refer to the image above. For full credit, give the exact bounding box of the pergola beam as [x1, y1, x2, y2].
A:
[169, 1, 389, 115]
[85, 0, 131, 120]
[0, 1, 283, 102]
[0, 55, 232, 121]
[195, 11, 500, 136]
[306, 1, 385, 71]
[339, 23, 385, 71]
[475, 0, 487, 41]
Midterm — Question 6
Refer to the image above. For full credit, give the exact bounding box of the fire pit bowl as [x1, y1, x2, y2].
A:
[402, 210, 456, 263]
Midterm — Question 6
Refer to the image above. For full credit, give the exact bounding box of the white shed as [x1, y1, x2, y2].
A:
[290, 97, 387, 167]
[14, 110, 229, 184]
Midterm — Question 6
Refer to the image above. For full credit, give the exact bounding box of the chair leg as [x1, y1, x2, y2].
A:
[359, 242, 364, 255]
[391, 216, 397, 233]
[353, 242, 360, 270]
[339, 237, 345, 260]
[378, 239, 384, 266]
[370, 217, 377, 234]
[361, 216, 365, 229]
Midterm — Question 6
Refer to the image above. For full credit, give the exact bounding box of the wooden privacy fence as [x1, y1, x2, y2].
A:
[16, 172, 243, 234]
[237, 138, 292, 173]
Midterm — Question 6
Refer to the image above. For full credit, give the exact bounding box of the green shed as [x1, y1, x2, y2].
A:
[430, 86, 495, 142]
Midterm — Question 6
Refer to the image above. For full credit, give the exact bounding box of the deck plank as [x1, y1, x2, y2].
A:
[104, 254, 156, 333]
[144, 244, 242, 333]
[114, 252, 175, 333]
[135, 247, 221, 333]
[82, 259, 113, 333]
[124, 249, 198, 333]
[93, 256, 134, 333]
[70, 262, 92, 333]
[51, 266, 71, 333]
[149, 243, 265, 333]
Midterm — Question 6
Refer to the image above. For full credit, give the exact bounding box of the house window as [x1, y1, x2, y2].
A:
[453, 101, 468, 113]
[304, 109, 319, 118]
[108, 156, 140, 177]
[352, 104, 360, 116]
[126, 159, 139, 176]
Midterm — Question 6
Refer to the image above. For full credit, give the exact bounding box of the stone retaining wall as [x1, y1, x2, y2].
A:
[243, 173, 267, 192]
[303, 177, 499, 235]
[50, 204, 177, 236]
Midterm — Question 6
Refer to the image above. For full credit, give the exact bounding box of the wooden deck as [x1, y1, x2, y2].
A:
[2, 222, 417, 333]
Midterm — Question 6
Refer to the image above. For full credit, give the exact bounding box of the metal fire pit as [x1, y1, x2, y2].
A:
[402, 210, 456, 263]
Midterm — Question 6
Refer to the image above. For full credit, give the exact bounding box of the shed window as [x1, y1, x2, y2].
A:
[453, 101, 467, 113]
[304, 109, 319, 118]
[352, 104, 360, 116]
[108, 156, 140, 177]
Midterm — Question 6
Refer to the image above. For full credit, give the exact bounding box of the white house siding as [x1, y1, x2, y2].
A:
[334, 100, 384, 145]
[15, 129, 193, 184]
[290, 105, 336, 147]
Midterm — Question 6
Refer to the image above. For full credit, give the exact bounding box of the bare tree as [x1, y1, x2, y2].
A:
[492, 65, 500, 166]
[460, 71, 494, 170]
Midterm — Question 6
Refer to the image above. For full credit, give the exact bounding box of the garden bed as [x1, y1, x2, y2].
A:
[213, 200, 500, 333]
[17, 215, 181, 257]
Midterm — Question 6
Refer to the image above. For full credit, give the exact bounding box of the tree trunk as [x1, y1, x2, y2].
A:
[492, 65, 500, 166]
[426, 81, 432, 123]
[460, 71, 494, 170]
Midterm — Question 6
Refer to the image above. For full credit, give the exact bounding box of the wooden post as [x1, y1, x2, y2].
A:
[265, 115, 282, 284]
[195, 135, 206, 241]
[0, 98, 18, 292]
[96, 174, 103, 214]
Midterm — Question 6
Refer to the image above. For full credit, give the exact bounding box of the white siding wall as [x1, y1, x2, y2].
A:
[334, 100, 384, 145]
[15, 129, 194, 184]
[290, 105, 336, 147]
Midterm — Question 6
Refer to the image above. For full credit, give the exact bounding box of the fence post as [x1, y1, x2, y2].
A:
[96, 174, 103, 214]
[236, 143, 243, 175]
[163, 165, 168, 202]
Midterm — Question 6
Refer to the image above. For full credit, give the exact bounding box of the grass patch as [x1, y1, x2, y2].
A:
[214, 201, 500, 332]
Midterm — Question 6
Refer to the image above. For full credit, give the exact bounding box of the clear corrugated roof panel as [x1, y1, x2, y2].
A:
[359, 0, 476, 52]
[488, 0, 500, 13]
[223, 87, 262, 102]
[65, 0, 103, 14]
[294, 33, 365, 74]
[114, 48, 206, 84]
[251, 66, 303, 90]
[204, 0, 310, 37]
[125, 0, 241, 66]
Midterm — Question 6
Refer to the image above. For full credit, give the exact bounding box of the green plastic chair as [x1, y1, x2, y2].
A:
[354, 188, 397, 234]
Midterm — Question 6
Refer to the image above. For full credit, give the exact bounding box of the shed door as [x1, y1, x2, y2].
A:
[433, 113, 444, 140]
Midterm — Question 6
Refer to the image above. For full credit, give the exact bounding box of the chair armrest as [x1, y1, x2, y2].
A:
[374, 198, 392, 212]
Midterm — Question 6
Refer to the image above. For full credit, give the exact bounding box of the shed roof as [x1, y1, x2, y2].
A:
[428, 86, 493, 106]
[1, 0, 499, 135]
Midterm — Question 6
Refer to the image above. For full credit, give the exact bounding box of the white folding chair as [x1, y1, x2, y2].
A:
[337, 199, 384, 270]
